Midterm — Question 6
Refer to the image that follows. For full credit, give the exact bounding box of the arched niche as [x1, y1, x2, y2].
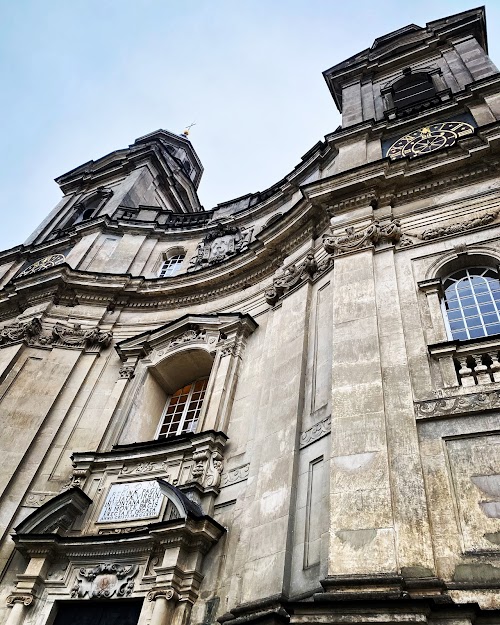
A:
[108, 313, 258, 450]
[118, 346, 214, 445]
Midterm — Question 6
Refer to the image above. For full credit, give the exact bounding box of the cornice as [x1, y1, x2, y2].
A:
[303, 127, 500, 213]
[0, 196, 321, 315]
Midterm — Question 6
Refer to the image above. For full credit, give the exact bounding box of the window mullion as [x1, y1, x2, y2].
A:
[177, 383, 195, 436]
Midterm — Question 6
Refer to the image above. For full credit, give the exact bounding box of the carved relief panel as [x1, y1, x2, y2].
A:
[187, 222, 253, 272]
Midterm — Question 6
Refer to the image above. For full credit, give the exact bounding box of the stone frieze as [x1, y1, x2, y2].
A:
[415, 390, 500, 418]
[299, 415, 331, 448]
[221, 463, 250, 487]
[406, 207, 500, 242]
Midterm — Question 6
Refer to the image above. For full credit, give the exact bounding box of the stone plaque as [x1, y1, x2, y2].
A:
[98, 481, 162, 523]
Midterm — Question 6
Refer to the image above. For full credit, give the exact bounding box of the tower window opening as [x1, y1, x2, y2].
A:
[159, 254, 185, 277]
[157, 378, 208, 439]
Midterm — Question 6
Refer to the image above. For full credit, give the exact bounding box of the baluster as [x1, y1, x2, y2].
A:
[475, 353, 492, 385]
[488, 350, 500, 383]
[456, 355, 475, 387]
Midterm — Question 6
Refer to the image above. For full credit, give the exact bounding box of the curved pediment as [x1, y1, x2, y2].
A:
[14, 488, 92, 535]
[115, 312, 257, 364]
[156, 479, 204, 519]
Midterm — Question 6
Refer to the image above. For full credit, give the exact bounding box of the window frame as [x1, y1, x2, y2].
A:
[155, 377, 209, 439]
[158, 254, 185, 278]
[442, 266, 500, 341]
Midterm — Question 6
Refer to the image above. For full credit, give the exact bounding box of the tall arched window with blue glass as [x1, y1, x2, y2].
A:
[443, 267, 500, 340]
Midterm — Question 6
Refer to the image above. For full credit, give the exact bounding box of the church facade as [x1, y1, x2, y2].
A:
[1, 7, 500, 625]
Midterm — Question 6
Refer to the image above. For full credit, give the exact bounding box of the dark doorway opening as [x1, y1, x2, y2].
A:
[53, 599, 143, 625]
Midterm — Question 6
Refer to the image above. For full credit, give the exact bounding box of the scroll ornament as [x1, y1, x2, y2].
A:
[322, 219, 401, 256]
[265, 253, 319, 306]
[191, 450, 224, 489]
[0, 318, 112, 350]
[6, 594, 34, 608]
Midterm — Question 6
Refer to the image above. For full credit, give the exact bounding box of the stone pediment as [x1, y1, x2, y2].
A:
[14, 488, 91, 535]
[115, 312, 257, 367]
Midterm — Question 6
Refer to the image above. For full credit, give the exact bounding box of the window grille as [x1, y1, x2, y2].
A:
[443, 267, 500, 340]
[157, 378, 208, 439]
[159, 254, 185, 277]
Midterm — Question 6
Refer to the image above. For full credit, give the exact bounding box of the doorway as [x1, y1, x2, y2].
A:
[53, 600, 143, 625]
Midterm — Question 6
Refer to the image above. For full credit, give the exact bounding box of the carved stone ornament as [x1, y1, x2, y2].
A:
[407, 208, 500, 242]
[187, 222, 253, 272]
[119, 364, 135, 379]
[415, 390, 500, 419]
[299, 415, 331, 449]
[221, 463, 250, 487]
[0, 317, 113, 351]
[0, 317, 112, 351]
[17, 253, 66, 278]
[191, 450, 224, 489]
[51, 323, 113, 349]
[265, 253, 320, 306]
[147, 587, 178, 602]
[0, 317, 42, 346]
[6, 594, 34, 607]
[168, 325, 206, 349]
[322, 219, 401, 256]
[70, 563, 139, 599]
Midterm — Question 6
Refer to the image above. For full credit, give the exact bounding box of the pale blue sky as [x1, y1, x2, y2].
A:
[1, 1, 499, 250]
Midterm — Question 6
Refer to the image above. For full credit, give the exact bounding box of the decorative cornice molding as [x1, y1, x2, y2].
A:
[299, 415, 331, 449]
[415, 390, 500, 419]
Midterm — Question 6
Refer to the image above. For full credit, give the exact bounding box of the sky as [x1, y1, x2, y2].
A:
[1, 1, 500, 250]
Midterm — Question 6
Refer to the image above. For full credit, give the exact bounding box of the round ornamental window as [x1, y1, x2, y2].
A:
[18, 254, 66, 277]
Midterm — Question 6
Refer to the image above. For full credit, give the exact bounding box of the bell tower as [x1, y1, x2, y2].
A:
[322, 7, 500, 173]
[26, 129, 204, 247]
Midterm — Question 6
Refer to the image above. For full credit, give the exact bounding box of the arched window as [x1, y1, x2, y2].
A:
[443, 267, 500, 340]
[159, 254, 185, 277]
[157, 377, 208, 439]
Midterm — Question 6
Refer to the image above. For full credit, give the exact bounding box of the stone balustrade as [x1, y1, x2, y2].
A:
[429, 336, 500, 388]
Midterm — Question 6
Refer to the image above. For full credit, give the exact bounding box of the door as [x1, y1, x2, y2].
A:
[53, 600, 143, 625]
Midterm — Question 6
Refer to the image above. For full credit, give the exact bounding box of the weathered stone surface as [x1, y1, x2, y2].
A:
[2, 7, 500, 625]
